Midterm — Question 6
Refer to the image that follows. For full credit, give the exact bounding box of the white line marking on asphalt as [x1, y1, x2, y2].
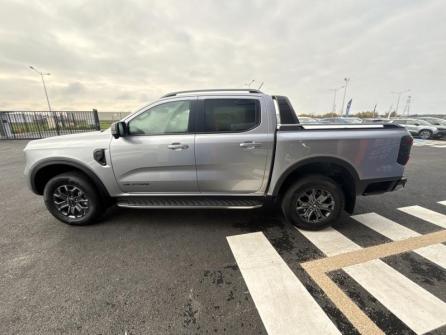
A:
[343, 259, 446, 334]
[353, 213, 446, 269]
[414, 244, 446, 269]
[412, 140, 446, 148]
[353, 213, 418, 240]
[299, 227, 446, 334]
[438, 200, 446, 206]
[298, 227, 359, 257]
[398, 206, 446, 229]
[227, 232, 341, 335]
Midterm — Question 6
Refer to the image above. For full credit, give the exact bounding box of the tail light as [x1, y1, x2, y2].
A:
[397, 135, 413, 165]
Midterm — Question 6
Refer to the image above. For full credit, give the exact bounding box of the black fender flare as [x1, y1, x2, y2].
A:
[272, 156, 360, 197]
[30, 157, 110, 199]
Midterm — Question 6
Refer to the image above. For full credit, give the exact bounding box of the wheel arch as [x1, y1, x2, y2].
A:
[418, 129, 433, 135]
[30, 158, 111, 200]
[272, 157, 359, 214]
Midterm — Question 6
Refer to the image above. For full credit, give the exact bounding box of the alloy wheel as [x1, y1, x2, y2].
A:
[419, 130, 431, 140]
[53, 184, 89, 219]
[296, 188, 335, 224]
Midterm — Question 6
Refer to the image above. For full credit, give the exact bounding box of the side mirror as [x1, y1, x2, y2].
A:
[414, 123, 420, 126]
[111, 121, 127, 139]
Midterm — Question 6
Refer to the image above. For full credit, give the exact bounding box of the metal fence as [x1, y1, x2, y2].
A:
[0, 110, 100, 139]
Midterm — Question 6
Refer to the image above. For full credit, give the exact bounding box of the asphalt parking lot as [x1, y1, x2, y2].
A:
[1, 140, 446, 335]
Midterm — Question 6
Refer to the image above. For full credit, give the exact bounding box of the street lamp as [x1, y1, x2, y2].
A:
[29, 65, 52, 112]
[330, 86, 345, 114]
[340, 77, 350, 115]
[389, 89, 410, 119]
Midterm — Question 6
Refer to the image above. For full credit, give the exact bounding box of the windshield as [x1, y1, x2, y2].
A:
[414, 120, 431, 125]
[422, 118, 446, 125]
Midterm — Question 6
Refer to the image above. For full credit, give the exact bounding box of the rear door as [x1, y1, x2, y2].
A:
[194, 96, 274, 194]
[110, 98, 198, 193]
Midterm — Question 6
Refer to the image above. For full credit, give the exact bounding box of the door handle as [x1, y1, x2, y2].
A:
[168, 143, 189, 150]
[239, 141, 262, 149]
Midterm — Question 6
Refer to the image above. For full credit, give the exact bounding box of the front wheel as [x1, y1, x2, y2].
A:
[281, 175, 345, 230]
[43, 172, 104, 225]
[419, 129, 433, 140]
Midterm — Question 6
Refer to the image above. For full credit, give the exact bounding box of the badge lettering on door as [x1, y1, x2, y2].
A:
[122, 183, 150, 186]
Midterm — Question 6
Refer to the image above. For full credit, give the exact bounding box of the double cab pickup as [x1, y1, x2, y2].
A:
[24, 89, 412, 229]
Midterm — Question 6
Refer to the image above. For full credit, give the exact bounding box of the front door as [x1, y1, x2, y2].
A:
[110, 99, 198, 193]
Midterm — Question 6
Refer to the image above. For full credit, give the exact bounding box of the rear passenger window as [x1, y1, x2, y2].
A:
[203, 99, 260, 132]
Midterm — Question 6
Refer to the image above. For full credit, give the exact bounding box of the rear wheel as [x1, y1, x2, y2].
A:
[43, 172, 103, 225]
[419, 129, 433, 140]
[281, 175, 345, 230]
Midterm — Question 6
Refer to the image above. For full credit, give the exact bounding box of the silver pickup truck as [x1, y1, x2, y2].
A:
[24, 89, 413, 230]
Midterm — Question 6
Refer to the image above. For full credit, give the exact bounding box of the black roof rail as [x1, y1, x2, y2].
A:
[161, 89, 263, 98]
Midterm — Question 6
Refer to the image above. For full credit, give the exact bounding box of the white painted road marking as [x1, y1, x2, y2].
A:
[299, 226, 446, 334]
[298, 227, 359, 257]
[353, 213, 419, 240]
[412, 139, 446, 148]
[398, 205, 446, 229]
[353, 213, 446, 269]
[343, 259, 446, 334]
[438, 200, 446, 206]
[227, 232, 341, 335]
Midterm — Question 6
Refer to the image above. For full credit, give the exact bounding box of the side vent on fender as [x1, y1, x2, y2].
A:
[93, 149, 107, 166]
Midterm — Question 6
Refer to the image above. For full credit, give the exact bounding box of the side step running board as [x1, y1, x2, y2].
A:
[116, 197, 264, 209]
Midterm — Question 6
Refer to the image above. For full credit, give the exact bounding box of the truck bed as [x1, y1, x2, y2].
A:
[267, 123, 409, 196]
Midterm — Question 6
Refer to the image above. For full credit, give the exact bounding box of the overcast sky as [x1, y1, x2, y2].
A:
[1, 0, 445, 115]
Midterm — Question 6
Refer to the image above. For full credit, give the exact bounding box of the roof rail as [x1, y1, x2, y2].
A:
[161, 88, 262, 98]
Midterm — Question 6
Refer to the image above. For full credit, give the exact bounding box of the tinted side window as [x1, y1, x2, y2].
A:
[203, 99, 260, 132]
[128, 100, 191, 135]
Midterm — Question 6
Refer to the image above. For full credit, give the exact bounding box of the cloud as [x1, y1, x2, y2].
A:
[0, 0, 445, 114]
[59, 82, 86, 95]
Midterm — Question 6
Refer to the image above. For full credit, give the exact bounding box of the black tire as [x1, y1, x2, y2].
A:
[419, 129, 432, 140]
[43, 172, 103, 225]
[281, 175, 345, 230]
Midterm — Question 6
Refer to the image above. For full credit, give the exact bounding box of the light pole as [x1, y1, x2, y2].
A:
[29, 65, 52, 112]
[386, 104, 393, 119]
[340, 77, 350, 115]
[372, 104, 377, 118]
[330, 86, 344, 114]
[390, 89, 410, 118]
[403, 95, 412, 116]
